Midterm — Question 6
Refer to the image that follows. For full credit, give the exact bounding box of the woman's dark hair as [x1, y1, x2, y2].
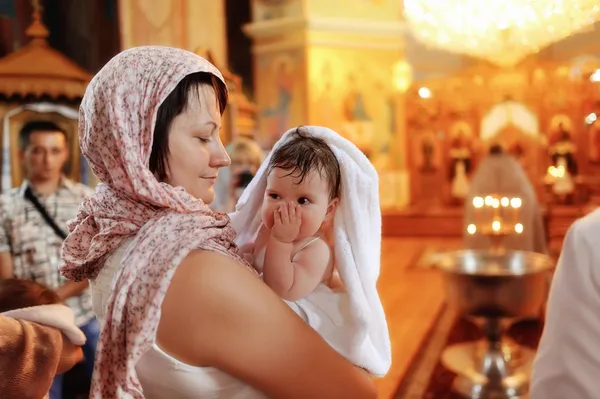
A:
[0, 278, 60, 312]
[150, 72, 228, 181]
[267, 127, 341, 201]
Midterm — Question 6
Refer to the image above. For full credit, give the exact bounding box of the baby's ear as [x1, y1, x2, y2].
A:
[326, 198, 339, 216]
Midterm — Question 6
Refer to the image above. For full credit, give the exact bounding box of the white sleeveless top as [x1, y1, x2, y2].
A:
[89, 239, 267, 399]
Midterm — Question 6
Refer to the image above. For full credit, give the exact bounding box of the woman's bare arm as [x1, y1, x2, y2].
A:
[157, 250, 377, 399]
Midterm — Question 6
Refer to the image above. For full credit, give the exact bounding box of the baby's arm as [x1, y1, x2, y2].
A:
[239, 224, 269, 270]
[263, 238, 331, 302]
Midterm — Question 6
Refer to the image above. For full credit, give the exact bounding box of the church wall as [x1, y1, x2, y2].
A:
[306, 44, 399, 160]
[304, 0, 399, 20]
[252, 45, 307, 147]
[118, 0, 227, 62]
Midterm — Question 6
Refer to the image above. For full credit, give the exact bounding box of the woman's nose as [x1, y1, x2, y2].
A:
[211, 141, 231, 168]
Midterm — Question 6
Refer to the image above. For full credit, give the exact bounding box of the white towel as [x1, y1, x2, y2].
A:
[229, 126, 391, 377]
[2, 304, 87, 345]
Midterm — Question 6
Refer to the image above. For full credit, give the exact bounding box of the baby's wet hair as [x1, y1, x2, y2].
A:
[267, 127, 341, 201]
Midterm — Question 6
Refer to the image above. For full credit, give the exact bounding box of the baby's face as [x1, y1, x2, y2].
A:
[261, 167, 335, 240]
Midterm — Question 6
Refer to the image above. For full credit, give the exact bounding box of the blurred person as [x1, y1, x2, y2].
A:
[0, 120, 97, 399]
[531, 209, 600, 398]
[0, 278, 85, 399]
[463, 144, 547, 254]
[212, 136, 264, 212]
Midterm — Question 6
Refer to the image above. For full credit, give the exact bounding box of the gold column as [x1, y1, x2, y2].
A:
[244, 0, 408, 207]
[118, 0, 227, 63]
[244, 1, 405, 151]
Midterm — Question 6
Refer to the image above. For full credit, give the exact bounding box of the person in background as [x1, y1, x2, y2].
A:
[530, 209, 600, 398]
[0, 278, 85, 399]
[212, 136, 264, 212]
[0, 121, 97, 399]
[463, 143, 547, 254]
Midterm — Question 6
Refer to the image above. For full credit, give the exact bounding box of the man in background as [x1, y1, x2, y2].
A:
[0, 120, 96, 399]
[463, 144, 547, 254]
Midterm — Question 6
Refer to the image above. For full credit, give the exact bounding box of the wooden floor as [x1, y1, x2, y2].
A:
[374, 237, 462, 399]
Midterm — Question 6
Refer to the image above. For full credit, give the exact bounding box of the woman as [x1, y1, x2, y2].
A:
[59, 46, 376, 398]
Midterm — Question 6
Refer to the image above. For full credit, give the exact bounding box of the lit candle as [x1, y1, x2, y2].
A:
[484, 195, 493, 222]
[492, 220, 501, 232]
[510, 197, 522, 224]
[515, 223, 523, 234]
[467, 224, 477, 235]
[500, 197, 509, 222]
[473, 197, 484, 224]
[492, 198, 500, 226]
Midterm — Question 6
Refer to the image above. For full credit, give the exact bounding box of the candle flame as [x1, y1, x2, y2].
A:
[492, 221, 501, 231]
[467, 224, 477, 234]
[515, 223, 523, 233]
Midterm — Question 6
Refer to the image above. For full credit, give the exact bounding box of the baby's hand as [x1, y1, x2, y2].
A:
[271, 201, 302, 243]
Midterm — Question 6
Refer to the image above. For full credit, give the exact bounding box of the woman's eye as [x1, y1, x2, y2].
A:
[196, 137, 210, 143]
[298, 197, 310, 205]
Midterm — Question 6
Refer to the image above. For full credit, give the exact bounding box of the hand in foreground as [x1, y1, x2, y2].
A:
[57, 337, 84, 374]
[271, 202, 302, 243]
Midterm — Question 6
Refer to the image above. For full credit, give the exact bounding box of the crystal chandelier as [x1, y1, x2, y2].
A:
[404, 1, 600, 67]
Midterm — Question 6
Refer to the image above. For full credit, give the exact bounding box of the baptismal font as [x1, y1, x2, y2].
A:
[435, 194, 553, 398]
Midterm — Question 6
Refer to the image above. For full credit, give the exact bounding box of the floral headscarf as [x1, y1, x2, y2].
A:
[60, 46, 254, 398]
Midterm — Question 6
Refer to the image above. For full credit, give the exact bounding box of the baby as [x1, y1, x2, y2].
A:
[233, 125, 391, 377]
[248, 128, 343, 301]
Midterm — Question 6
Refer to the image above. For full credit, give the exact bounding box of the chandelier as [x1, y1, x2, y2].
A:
[404, 1, 600, 67]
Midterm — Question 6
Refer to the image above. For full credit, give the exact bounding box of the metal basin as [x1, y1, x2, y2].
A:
[435, 250, 554, 319]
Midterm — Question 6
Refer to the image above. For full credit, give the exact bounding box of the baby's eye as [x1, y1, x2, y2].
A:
[298, 197, 310, 205]
[269, 193, 280, 200]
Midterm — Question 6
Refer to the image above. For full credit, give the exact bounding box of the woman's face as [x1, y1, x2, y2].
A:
[164, 85, 230, 203]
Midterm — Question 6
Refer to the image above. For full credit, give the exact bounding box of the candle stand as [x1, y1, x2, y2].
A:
[435, 195, 554, 398]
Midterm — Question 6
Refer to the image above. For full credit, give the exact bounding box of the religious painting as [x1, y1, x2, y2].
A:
[253, 0, 302, 21]
[447, 121, 474, 179]
[339, 72, 375, 157]
[256, 50, 305, 147]
[408, 129, 446, 206]
[548, 114, 578, 175]
[447, 121, 474, 200]
[588, 120, 600, 163]
[414, 131, 441, 173]
[313, 61, 336, 127]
